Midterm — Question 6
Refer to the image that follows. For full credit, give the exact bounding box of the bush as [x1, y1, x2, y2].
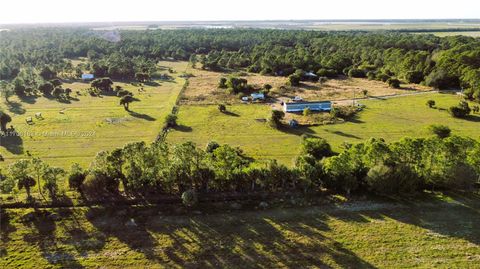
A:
[406, 71, 424, 84]
[181, 189, 198, 207]
[429, 124, 451, 138]
[218, 77, 227, 89]
[301, 137, 333, 160]
[269, 110, 285, 128]
[376, 72, 390, 82]
[316, 68, 337, 78]
[330, 106, 358, 120]
[302, 107, 311, 116]
[449, 101, 471, 118]
[218, 104, 226, 112]
[165, 113, 178, 127]
[348, 68, 366, 78]
[366, 71, 376, 80]
[426, 100, 436, 108]
[82, 172, 119, 199]
[68, 163, 86, 193]
[205, 141, 220, 153]
[445, 163, 478, 190]
[387, 78, 401, 88]
[366, 164, 420, 194]
[287, 74, 301, 86]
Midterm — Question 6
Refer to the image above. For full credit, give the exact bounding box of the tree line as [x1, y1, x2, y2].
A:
[1, 134, 478, 204]
[1, 29, 480, 102]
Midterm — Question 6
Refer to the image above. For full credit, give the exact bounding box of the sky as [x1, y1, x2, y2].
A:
[0, 0, 479, 24]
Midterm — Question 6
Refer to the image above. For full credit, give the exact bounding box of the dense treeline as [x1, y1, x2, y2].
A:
[1, 28, 480, 101]
[1, 135, 478, 204]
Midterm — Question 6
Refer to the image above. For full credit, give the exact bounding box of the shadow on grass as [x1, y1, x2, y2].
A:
[172, 125, 193, 132]
[21, 207, 86, 268]
[277, 125, 316, 136]
[325, 129, 362, 139]
[221, 110, 240, 117]
[5, 101, 26, 115]
[0, 133, 24, 154]
[128, 111, 156, 121]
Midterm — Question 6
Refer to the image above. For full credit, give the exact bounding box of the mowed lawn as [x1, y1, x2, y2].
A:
[0, 62, 188, 168]
[1, 193, 479, 268]
[168, 93, 480, 165]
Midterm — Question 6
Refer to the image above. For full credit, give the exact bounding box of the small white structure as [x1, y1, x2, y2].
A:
[35, 112, 42, 119]
[292, 96, 303, 102]
[241, 96, 249, 102]
[251, 93, 265, 101]
[81, 74, 94, 81]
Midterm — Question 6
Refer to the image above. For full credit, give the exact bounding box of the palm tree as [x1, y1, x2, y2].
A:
[120, 95, 134, 111]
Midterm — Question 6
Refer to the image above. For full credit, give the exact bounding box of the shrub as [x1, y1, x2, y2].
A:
[316, 68, 337, 78]
[405, 71, 424, 84]
[287, 74, 301, 86]
[348, 68, 366, 78]
[376, 72, 390, 82]
[387, 78, 401, 88]
[429, 124, 451, 138]
[82, 172, 119, 199]
[301, 137, 333, 160]
[165, 113, 178, 127]
[269, 110, 285, 128]
[205, 141, 220, 153]
[366, 164, 420, 194]
[366, 71, 376, 80]
[181, 189, 198, 207]
[449, 101, 471, 118]
[330, 106, 357, 120]
[302, 107, 311, 116]
[218, 77, 227, 89]
[68, 163, 86, 193]
[426, 100, 436, 108]
[445, 163, 477, 190]
[473, 105, 480, 113]
[218, 104, 226, 112]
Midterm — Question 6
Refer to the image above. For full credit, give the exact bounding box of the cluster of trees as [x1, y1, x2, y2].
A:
[1, 134, 478, 203]
[2, 29, 480, 102]
[0, 158, 65, 202]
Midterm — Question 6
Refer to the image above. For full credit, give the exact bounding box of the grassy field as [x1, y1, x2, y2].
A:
[180, 67, 432, 105]
[168, 93, 480, 165]
[427, 31, 480, 37]
[1, 192, 479, 268]
[0, 61, 188, 169]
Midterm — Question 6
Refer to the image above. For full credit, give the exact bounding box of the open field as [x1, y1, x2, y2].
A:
[427, 31, 480, 37]
[1, 192, 479, 268]
[169, 93, 480, 165]
[180, 67, 433, 105]
[0, 61, 188, 169]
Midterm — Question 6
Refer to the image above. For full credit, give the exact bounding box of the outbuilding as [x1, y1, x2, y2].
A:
[251, 93, 265, 101]
[283, 101, 332, 113]
[81, 74, 94, 81]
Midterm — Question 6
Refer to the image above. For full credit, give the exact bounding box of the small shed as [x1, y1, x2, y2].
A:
[81, 74, 94, 81]
[303, 71, 318, 80]
[251, 93, 265, 101]
[289, 119, 299, 127]
[283, 101, 332, 113]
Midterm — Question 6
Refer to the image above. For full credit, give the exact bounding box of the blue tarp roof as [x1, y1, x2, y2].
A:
[81, 74, 94, 79]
